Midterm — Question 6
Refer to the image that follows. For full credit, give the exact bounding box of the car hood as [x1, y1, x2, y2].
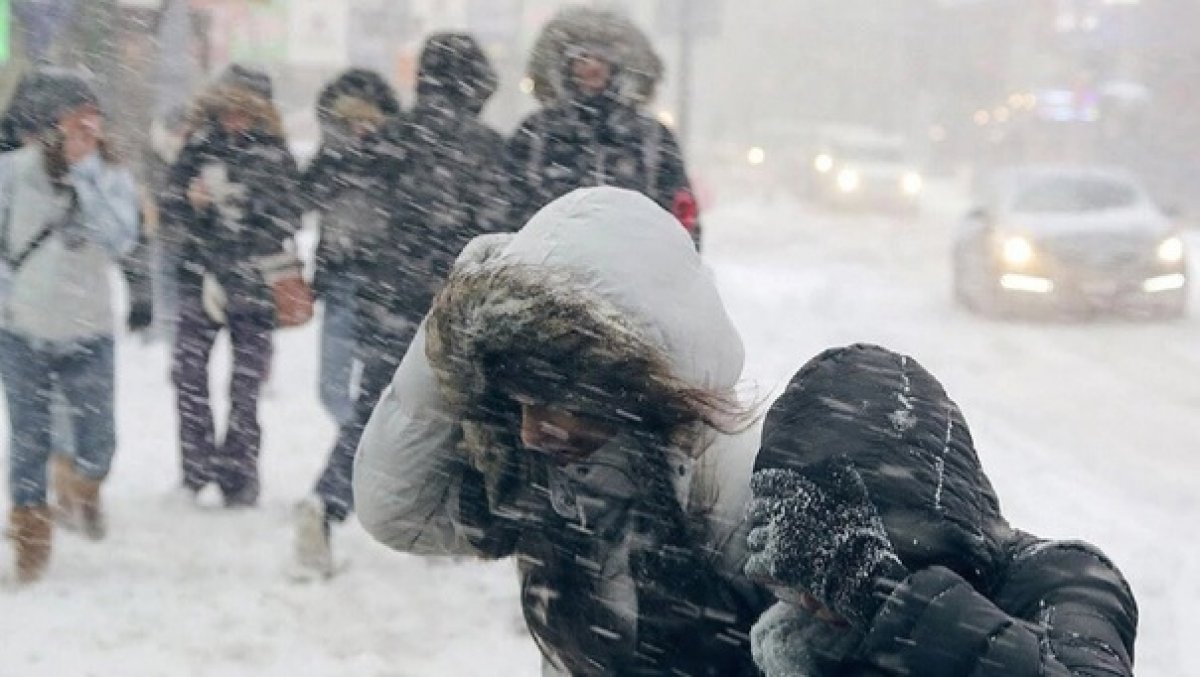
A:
[840, 161, 915, 179]
[1006, 204, 1172, 241]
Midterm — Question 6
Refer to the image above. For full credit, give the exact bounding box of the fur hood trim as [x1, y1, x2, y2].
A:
[187, 82, 284, 138]
[527, 5, 663, 107]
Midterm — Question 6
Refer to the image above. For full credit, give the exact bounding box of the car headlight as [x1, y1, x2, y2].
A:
[1157, 236, 1185, 264]
[837, 169, 861, 193]
[747, 146, 766, 166]
[814, 154, 834, 173]
[901, 172, 923, 195]
[1001, 236, 1035, 266]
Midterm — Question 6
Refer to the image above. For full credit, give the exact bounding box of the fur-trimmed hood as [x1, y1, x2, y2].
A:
[430, 187, 741, 400]
[186, 64, 284, 138]
[425, 188, 745, 514]
[527, 6, 663, 107]
[316, 68, 401, 130]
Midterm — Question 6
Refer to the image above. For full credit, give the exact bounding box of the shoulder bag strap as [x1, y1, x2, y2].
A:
[9, 186, 81, 271]
[0, 162, 14, 263]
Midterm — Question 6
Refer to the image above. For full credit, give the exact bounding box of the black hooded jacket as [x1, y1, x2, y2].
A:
[299, 68, 402, 296]
[162, 69, 300, 302]
[355, 33, 506, 345]
[504, 37, 696, 244]
[753, 344, 1137, 677]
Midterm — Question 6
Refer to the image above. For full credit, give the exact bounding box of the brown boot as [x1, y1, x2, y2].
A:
[70, 473, 106, 541]
[50, 454, 79, 529]
[8, 506, 53, 583]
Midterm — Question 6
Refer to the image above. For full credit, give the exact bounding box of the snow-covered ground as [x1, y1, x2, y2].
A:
[3, 186, 1197, 675]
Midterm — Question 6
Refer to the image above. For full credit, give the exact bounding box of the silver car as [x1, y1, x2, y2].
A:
[953, 167, 1188, 318]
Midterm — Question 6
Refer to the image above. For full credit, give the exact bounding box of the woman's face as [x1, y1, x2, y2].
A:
[517, 398, 618, 464]
[570, 55, 613, 97]
[219, 109, 254, 136]
[58, 103, 102, 164]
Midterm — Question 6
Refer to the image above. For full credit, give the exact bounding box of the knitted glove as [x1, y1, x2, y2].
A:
[745, 457, 908, 630]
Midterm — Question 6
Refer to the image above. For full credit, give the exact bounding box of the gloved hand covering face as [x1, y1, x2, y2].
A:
[745, 456, 908, 630]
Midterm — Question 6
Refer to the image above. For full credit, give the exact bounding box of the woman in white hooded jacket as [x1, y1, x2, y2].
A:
[353, 187, 770, 675]
[0, 70, 139, 583]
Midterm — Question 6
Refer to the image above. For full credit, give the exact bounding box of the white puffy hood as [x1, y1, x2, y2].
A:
[489, 186, 743, 393]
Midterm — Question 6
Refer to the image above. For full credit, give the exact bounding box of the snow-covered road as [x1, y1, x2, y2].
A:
[3, 189, 1196, 675]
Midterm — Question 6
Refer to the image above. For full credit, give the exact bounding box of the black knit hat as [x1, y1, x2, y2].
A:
[9, 67, 102, 132]
[416, 33, 497, 112]
[218, 63, 273, 101]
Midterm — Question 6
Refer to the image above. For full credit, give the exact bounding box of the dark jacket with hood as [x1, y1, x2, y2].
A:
[505, 7, 699, 246]
[299, 68, 402, 297]
[750, 344, 1138, 677]
[355, 33, 505, 346]
[162, 65, 301, 303]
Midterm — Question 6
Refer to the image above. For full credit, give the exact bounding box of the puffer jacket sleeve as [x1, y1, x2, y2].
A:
[652, 121, 701, 248]
[352, 320, 488, 556]
[854, 541, 1136, 676]
[161, 133, 210, 282]
[70, 161, 140, 258]
[244, 138, 302, 244]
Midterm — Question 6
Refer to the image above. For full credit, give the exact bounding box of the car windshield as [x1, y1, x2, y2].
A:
[1011, 176, 1142, 213]
[833, 143, 906, 163]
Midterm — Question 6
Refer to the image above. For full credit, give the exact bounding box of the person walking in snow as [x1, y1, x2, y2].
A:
[505, 7, 701, 248]
[0, 69, 139, 582]
[743, 344, 1138, 677]
[293, 34, 506, 578]
[352, 187, 771, 673]
[298, 68, 401, 431]
[163, 64, 301, 508]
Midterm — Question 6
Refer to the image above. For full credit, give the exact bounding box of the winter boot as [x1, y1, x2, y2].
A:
[293, 495, 334, 578]
[71, 473, 107, 541]
[50, 454, 79, 530]
[8, 506, 53, 583]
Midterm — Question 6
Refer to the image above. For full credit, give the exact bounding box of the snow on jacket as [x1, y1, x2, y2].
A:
[504, 7, 699, 245]
[161, 75, 300, 299]
[354, 188, 769, 674]
[299, 68, 402, 297]
[0, 146, 138, 341]
[751, 344, 1138, 677]
[355, 33, 506, 341]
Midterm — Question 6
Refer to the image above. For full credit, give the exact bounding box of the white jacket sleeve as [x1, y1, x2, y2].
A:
[352, 322, 482, 556]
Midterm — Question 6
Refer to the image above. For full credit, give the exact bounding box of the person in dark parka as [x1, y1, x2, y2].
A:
[298, 68, 402, 428]
[743, 343, 1137, 677]
[162, 64, 301, 507]
[505, 6, 701, 248]
[292, 34, 505, 578]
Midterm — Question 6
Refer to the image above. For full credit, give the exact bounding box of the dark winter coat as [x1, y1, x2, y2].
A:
[751, 344, 1138, 677]
[505, 9, 699, 245]
[355, 33, 505, 346]
[162, 74, 300, 303]
[354, 188, 768, 676]
[299, 68, 402, 297]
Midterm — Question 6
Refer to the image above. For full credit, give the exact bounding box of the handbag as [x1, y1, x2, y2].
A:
[256, 246, 314, 328]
